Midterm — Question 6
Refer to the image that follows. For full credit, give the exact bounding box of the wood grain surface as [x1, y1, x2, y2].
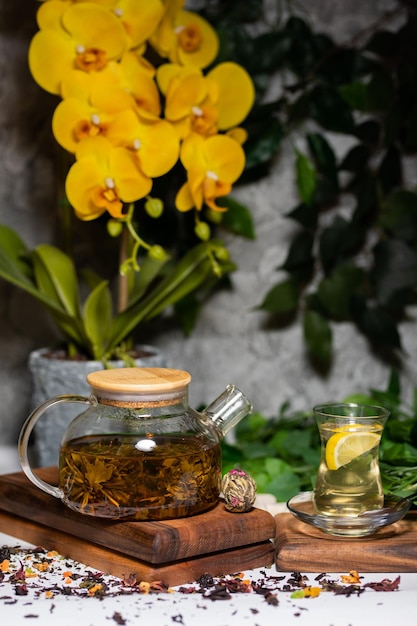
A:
[0, 509, 274, 586]
[275, 512, 417, 572]
[0, 468, 275, 580]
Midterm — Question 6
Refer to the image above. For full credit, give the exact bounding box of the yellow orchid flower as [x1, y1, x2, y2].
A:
[29, 2, 128, 94]
[206, 62, 255, 130]
[65, 136, 151, 220]
[175, 133, 245, 212]
[111, 0, 165, 50]
[170, 10, 219, 69]
[149, 0, 184, 59]
[157, 62, 254, 140]
[105, 109, 180, 177]
[61, 53, 162, 120]
[160, 67, 209, 138]
[52, 68, 135, 153]
[53, 98, 132, 155]
[118, 52, 161, 120]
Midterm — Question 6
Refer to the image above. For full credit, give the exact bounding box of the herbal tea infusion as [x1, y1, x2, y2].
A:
[313, 404, 389, 518]
[60, 434, 221, 520]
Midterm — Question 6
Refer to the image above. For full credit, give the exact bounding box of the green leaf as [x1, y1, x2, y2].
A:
[281, 231, 314, 274]
[32, 244, 80, 318]
[351, 298, 402, 351]
[377, 145, 402, 194]
[82, 280, 113, 361]
[342, 392, 375, 405]
[307, 132, 339, 189]
[264, 471, 302, 502]
[380, 441, 417, 466]
[309, 84, 355, 133]
[221, 442, 245, 475]
[235, 411, 268, 443]
[240, 442, 277, 460]
[339, 81, 368, 111]
[258, 278, 299, 315]
[339, 144, 370, 173]
[318, 215, 349, 271]
[380, 190, 417, 243]
[250, 31, 292, 73]
[366, 67, 395, 111]
[284, 17, 327, 75]
[303, 309, 332, 368]
[174, 294, 201, 337]
[370, 239, 417, 307]
[286, 203, 319, 229]
[128, 253, 171, 306]
[218, 196, 256, 239]
[0, 225, 32, 278]
[0, 235, 88, 348]
[355, 119, 381, 145]
[264, 457, 293, 477]
[107, 243, 226, 352]
[295, 150, 317, 206]
[365, 30, 399, 58]
[317, 264, 364, 319]
[244, 117, 284, 169]
[269, 428, 318, 465]
[352, 174, 378, 226]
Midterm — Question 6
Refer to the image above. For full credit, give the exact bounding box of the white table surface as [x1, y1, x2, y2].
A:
[0, 446, 415, 625]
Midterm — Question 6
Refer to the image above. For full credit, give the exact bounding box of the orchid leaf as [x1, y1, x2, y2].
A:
[0, 225, 32, 279]
[128, 253, 171, 306]
[0, 227, 78, 320]
[83, 280, 113, 361]
[174, 294, 201, 336]
[32, 244, 81, 318]
[107, 243, 227, 353]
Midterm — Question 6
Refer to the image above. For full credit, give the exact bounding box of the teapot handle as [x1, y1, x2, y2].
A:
[18, 395, 92, 499]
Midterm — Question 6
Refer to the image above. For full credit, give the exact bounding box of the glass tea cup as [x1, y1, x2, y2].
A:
[313, 403, 389, 518]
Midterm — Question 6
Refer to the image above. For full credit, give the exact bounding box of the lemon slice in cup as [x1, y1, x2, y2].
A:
[325, 429, 381, 470]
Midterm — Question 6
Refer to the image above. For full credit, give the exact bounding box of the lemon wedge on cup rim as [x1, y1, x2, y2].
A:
[325, 426, 381, 470]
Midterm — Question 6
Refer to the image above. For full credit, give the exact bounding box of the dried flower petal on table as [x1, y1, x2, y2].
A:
[221, 469, 257, 512]
[363, 576, 401, 591]
[340, 570, 362, 584]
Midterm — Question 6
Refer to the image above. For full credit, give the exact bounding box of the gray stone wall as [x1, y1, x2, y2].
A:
[1, 0, 415, 447]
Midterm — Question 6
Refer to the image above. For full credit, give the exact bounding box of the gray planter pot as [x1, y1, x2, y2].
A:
[27, 346, 168, 468]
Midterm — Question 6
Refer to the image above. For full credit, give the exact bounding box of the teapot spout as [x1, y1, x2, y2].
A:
[203, 384, 253, 437]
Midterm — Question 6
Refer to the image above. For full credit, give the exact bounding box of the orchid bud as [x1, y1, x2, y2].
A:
[107, 219, 123, 237]
[212, 244, 230, 262]
[195, 221, 211, 241]
[145, 197, 164, 218]
[149, 245, 169, 262]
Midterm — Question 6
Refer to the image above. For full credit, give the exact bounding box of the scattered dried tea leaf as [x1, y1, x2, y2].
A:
[340, 570, 361, 584]
[363, 576, 401, 592]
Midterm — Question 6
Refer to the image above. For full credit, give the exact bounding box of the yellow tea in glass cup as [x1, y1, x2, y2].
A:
[313, 403, 389, 517]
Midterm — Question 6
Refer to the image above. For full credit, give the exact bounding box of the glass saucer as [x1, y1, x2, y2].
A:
[287, 491, 410, 537]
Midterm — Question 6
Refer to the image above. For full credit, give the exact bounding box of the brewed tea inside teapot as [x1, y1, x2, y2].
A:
[18, 367, 252, 521]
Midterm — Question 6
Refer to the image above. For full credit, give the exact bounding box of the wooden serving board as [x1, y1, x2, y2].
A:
[275, 512, 417, 572]
[0, 468, 275, 586]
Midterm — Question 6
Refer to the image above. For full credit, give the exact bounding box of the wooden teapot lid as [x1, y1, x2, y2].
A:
[86, 367, 192, 395]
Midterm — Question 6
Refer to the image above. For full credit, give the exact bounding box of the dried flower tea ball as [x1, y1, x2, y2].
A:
[221, 469, 257, 513]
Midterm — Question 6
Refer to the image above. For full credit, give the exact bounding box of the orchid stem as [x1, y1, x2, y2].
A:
[118, 225, 130, 313]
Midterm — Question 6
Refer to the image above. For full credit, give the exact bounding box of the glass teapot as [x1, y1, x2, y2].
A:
[18, 367, 252, 521]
